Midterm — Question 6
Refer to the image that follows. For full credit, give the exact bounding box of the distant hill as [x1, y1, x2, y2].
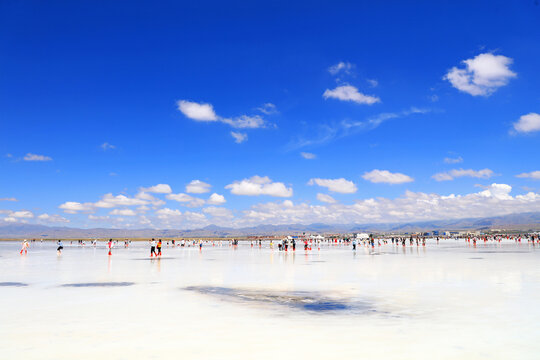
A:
[1, 212, 540, 238]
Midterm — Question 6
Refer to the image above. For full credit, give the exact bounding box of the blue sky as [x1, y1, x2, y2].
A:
[1, 0, 540, 229]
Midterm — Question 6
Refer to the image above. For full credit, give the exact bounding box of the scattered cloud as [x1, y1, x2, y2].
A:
[177, 100, 268, 130]
[186, 180, 211, 194]
[300, 152, 316, 159]
[308, 178, 357, 194]
[0, 197, 17, 202]
[323, 85, 380, 105]
[101, 142, 115, 150]
[59, 201, 95, 214]
[512, 113, 540, 134]
[231, 131, 248, 143]
[23, 153, 52, 161]
[37, 213, 69, 223]
[257, 103, 278, 115]
[177, 100, 218, 121]
[226, 176, 293, 197]
[516, 171, 540, 180]
[362, 170, 414, 184]
[444, 156, 463, 164]
[203, 206, 233, 218]
[316, 193, 337, 204]
[110, 209, 137, 216]
[444, 53, 516, 96]
[328, 61, 354, 75]
[94, 193, 148, 208]
[432, 168, 494, 181]
[139, 184, 172, 194]
[207, 193, 226, 205]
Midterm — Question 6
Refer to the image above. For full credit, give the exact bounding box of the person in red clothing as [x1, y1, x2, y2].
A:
[157, 239, 162, 256]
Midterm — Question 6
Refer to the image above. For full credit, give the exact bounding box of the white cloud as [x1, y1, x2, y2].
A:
[316, 193, 336, 204]
[156, 208, 182, 219]
[135, 192, 165, 207]
[516, 171, 540, 180]
[222, 115, 265, 129]
[512, 113, 540, 134]
[231, 131, 248, 143]
[11, 210, 34, 219]
[300, 152, 316, 159]
[226, 176, 293, 197]
[328, 62, 353, 75]
[256, 103, 278, 115]
[3, 217, 17, 223]
[139, 184, 172, 194]
[166, 192, 205, 207]
[432, 168, 494, 181]
[110, 209, 136, 216]
[444, 53, 516, 96]
[37, 213, 69, 223]
[0, 197, 17, 201]
[444, 156, 463, 164]
[234, 183, 540, 227]
[308, 178, 357, 193]
[94, 193, 147, 208]
[323, 85, 380, 105]
[186, 180, 211, 194]
[203, 206, 233, 218]
[23, 153, 52, 161]
[177, 100, 218, 121]
[101, 142, 115, 150]
[59, 201, 94, 214]
[88, 215, 111, 221]
[178, 100, 267, 129]
[362, 170, 414, 184]
[207, 193, 226, 205]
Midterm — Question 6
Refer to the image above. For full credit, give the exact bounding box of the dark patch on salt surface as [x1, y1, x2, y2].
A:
[184, 286, 373, 314]
[133, 257, 176, 260]
[0, 282, 28, 287]
[469, 257, 484, 260]
[61, 282, 134, 287]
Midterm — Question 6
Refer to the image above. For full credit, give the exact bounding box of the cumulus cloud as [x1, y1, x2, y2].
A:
[323, 85, 380, 105]
[226, 176, 293, 197]
[23, 153, 52, 161]
[512, 113, 540, 134]
[186, 180, 211, 194]
[444, 156, 463, 164]
[177, 100, 268, 130]
[328, 61, 354, 75]
[110, 209, 137, 216]
[316, 193, 336, 204]
[203, 206, 233, 218]
[207, 193, 226, 205]
[177, 100, 218, 121]
[59, 201, 94, 214]
[432, 168, 494, 181]
[362, 170, 414, 184]
[516, 171, 540, 180]
[156, 208, 182, 219]
[234, 183, 540, 227]
[231, 131, 248, 143]
[444, 53, 516, 96]
[166, 193, 205, 207]
[308, 178, 357, 193]
[94, 193, 148, 208]
[139, 184, 172, 194]
[37, 213, 69, 223]
[11, 210, 34, 219]
[300, 152, 316, 159]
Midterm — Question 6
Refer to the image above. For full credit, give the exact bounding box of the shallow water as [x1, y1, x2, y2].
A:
[1, 240, 539, 359]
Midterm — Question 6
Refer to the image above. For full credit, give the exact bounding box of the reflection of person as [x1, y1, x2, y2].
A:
[20, 240, 29, 255]
[108, 239, 113, 255]
[57, 240, 64, 254]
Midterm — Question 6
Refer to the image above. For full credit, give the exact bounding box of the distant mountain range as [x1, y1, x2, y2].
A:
[1, 212, 540, 238]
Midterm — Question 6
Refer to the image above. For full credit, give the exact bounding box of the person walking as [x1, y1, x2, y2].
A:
[150, 238, 157, 257]
[156, 239, 162, 256]
[57, 240, 64, 255]
[20, 239, 29, 255]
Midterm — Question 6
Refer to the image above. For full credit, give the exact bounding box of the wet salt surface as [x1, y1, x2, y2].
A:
[0, 240, 539, 360]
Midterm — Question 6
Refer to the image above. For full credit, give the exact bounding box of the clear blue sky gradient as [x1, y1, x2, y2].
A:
[1, 1, 540, 228]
